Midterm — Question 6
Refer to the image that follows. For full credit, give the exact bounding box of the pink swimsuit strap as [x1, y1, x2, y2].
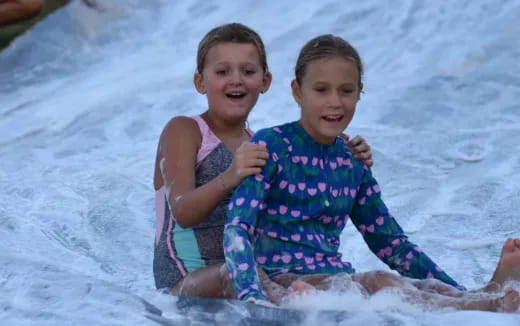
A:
[191, 115, 222, 167]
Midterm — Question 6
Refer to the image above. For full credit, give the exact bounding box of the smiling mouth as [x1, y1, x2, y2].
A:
[322, 115, 343, 122]
[226, 92, 246, 99]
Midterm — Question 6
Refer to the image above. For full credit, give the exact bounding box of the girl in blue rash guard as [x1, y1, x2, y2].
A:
[152, 23, 374, 303]
[223, 34, 520, 312]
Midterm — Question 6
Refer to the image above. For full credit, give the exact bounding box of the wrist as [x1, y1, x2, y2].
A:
[222, 168, 241, 189]
[217, 172, 232, 193]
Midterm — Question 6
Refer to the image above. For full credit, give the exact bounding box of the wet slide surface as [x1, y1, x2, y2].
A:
[1, 1, 520, 325]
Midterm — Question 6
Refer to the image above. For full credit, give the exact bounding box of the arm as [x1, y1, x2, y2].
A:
[349, 166, 463, 289]
[224, 135, 277, 302]
[158, 117, 268, 228]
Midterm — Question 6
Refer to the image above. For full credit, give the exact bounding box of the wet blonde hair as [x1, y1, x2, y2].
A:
[196, 23, 268, 74]
[295, 34, 363, 89]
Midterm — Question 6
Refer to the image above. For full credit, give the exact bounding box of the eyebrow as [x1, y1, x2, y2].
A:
[213, 61, 259, 66]
[312, 81, 356, 86]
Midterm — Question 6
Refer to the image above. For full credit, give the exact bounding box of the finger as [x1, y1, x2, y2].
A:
[246, 144, 268, 153]
[241, 147, 269, 160]
[348, 135, 364, 147]
[353, 152, 373, 167]
[353, 151, 370, 160]
[237, 145, 266, 158]
[252, 158, 267, 167]
[237, 167, 263, 177]
[352, 142, 370, 154]
[239, 158, 267, 169]
[237, 141, 264, 151]
[236, 157, 266, 169]
[251, 150, 270, 160]
[243, 141, 267, 148]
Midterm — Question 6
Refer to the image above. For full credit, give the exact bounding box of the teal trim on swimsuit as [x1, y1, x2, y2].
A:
[172, 225, 204, 272]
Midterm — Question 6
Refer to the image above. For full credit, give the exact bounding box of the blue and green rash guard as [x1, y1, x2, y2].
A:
[223, 121, 462, 301]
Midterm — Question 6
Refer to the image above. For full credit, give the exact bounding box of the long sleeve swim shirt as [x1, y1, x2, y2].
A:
[223, 121, 461, 301]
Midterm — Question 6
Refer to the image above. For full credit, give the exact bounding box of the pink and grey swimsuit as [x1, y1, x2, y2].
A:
[153, 115, 251, 289]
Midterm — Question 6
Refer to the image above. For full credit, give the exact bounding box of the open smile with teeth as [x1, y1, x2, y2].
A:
[322, 115, 343, 122]
[226, 92, 246, 99]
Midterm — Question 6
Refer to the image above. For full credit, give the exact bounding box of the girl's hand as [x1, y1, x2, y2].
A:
[222, 142, 269, 189]
[347, 135, 373, 167]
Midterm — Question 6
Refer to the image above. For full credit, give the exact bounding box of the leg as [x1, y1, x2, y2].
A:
[257, 269, 291, 305]
[410, 278, 465, 297]
[171, 264, 235, 298]
[172, 263, 291, 304]
[488, 238, 520, 289]
[272, 273, 330, 290]
[352, 271, 519, 311]
[286, 271, 398, 295]
[351, 270, 405, 294]
[399, 287, 520, 312]
[289, 270, 520, 312]
[274, 273, 347, 304]
[349, 239, 520, 297]
[0, 0, 43, 26]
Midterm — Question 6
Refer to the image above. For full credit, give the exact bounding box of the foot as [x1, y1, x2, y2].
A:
[290, 279, 316, 292]
[279, 280, 316, 304]
[500, 289, 520, 313]
[489, 238, 520, 288]
[256, 267, 290, 305]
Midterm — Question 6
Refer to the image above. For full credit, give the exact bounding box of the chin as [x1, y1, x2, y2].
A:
[226, 110, 250, 122]
[321, 126, 346, 138]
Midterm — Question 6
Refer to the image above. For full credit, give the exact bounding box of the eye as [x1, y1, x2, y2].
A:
[343, 89, 354, 94]
[216, 69, 228, 75]
[242, 68, 257, 75]
[314, 87, 327, 93]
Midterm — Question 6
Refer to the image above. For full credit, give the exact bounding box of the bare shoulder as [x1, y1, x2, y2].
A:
[159, 116, 201, 150]
[153, 116, 201, 190]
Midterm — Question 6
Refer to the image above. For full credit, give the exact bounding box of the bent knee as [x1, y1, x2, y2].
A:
[356, 270, 402, 293]
[219, 264, 231, 281]
[20, 0, 44, 16]
[373, 270, 401, 285]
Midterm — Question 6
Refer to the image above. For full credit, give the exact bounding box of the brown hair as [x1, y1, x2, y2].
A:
[295, 34, 363, 89]
[196, 23, 268, 74]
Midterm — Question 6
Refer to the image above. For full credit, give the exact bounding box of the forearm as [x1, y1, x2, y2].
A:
[352, 168, 462, 289]
[383, 239, 462, 288]
[361, 227, 462, 288]
[168, 173, 231, 228]
[224, 223, 268, 301]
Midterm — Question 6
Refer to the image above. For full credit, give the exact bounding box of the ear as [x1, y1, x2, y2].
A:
[260, 71, 273, 94]
[291, 79, 303, 106]
[357, 82, 364, 100]
[193, 73, 206, 94]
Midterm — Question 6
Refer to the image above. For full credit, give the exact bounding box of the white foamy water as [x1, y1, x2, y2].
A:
[1, 1, 520, 325]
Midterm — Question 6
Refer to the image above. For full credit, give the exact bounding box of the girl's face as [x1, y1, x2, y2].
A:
[292, 56, 361, 145]
[194, 42, 271, 123]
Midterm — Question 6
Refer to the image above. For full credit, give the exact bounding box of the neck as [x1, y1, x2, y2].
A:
[203, 111, 247, 137]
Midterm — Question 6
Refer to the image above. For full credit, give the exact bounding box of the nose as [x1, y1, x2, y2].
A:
[230, 70, 243, 85]
[328, 91, 342, 109]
